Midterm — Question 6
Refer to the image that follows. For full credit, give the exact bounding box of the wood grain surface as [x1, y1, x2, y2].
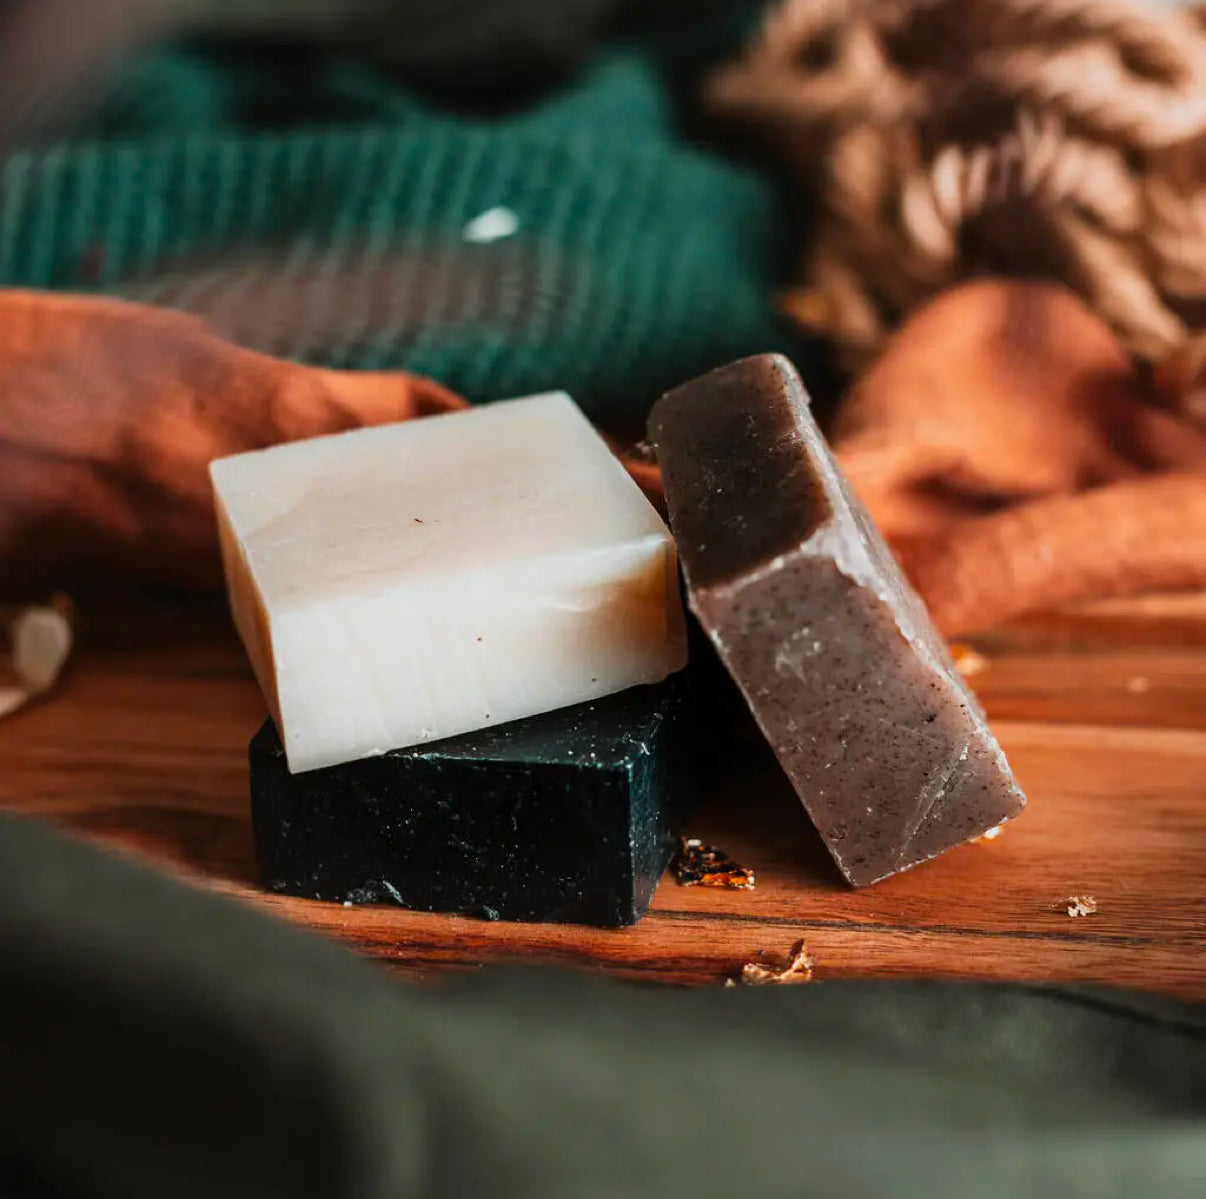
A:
[2, 590, 1204, 998]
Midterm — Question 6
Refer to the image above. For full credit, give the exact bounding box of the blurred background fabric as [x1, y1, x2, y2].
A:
[2, 0, 1206, 621]
[706, 0, 1206, 380]
[0, 0, 815, 420]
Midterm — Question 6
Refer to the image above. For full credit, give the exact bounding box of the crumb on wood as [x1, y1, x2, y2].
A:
[629, 438, 658, 463]
[739, 938, 814, 986]
[951, 644, 990, 677]
[1065, 895, 1098, 918]
[672, 838, 755, 890]
[974, 824, 1005, 844]
[0, 598, 75, 722]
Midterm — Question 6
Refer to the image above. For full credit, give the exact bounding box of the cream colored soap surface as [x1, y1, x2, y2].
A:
[211, 393, 687, 773]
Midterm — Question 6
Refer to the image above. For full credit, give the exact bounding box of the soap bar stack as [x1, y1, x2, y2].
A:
[216, 356, 1028, 929]
[212, 393, 691, 926]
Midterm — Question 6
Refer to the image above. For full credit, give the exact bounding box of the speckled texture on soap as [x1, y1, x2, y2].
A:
[650, 354, 1025, 886]
[250, 678, 696, 927]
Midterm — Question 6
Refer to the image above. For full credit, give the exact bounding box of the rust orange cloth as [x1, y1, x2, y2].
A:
[832, 280, 1206, 633]
[2, 283, 1205, 633]
[0, 292, 463, 590]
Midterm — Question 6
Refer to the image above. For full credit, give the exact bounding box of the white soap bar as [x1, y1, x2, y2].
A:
[211, 393, 687, 773]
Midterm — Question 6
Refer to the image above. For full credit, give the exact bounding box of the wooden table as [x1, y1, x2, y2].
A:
[3, 591, 1204, 998]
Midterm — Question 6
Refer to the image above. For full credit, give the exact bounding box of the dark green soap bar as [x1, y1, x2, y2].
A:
[250, 680, 695, 927]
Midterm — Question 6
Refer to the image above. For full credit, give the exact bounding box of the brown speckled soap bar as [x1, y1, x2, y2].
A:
[649, 354, 1025, 886]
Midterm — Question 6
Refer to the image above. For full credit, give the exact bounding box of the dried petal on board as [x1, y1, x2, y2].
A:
[672, 838, 755, 890]
[1065, 895, 1098, 918]
[740, 939, 815, 986]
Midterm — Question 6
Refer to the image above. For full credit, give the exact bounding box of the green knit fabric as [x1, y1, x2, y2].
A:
[0, 47, 796, 418]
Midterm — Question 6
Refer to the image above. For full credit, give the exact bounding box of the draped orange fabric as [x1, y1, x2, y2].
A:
[831, 280, 1206, 633]
[0, 292, 463, 591]
[2, 282, 1203, 634]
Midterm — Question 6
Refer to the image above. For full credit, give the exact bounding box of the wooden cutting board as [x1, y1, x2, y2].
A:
[2, 591, 1204, 999]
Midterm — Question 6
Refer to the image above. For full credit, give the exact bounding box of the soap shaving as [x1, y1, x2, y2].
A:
[739, 938, 815, 985]
[0, 598, 74, 722]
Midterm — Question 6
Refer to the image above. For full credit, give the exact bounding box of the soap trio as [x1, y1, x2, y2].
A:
[649, 355, 1025, 886]
[216, 356, 1027, 930]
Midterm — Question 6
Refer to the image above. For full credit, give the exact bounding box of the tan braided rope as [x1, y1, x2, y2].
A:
[705, 0, 1206, 403]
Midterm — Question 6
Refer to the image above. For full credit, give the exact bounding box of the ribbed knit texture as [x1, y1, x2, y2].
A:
[0, 49, 794, 417]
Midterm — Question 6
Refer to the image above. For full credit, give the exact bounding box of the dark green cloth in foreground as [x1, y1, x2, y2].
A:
[2, 812, 1203, 1199]
[0, 40, 799, 419]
